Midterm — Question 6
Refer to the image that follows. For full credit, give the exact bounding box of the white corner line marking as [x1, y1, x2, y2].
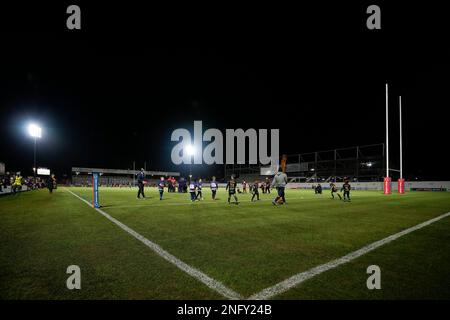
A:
[64, 188, 242, 300]
[248, 211, 450, 300]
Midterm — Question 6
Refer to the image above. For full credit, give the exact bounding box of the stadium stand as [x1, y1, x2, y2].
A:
[71, 167, 180, 187]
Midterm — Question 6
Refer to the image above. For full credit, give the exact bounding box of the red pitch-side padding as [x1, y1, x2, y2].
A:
[383, 177, 391, 194]
[398, 178, 405, 194]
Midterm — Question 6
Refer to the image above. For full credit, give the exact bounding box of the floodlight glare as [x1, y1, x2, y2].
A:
[28, 124, 42, 138]
[28, 123, 42, 184]
[185, 145, 195, 156]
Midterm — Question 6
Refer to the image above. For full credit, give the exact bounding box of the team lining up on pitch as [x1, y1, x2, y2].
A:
[133, 167, 353, 206]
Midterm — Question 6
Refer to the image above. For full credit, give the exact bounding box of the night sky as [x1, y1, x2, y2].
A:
[0, 3, 449, 179]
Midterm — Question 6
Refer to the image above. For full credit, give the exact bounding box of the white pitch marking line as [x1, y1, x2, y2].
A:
[64, 188, 242, 300]
[248, 211, 450, 300]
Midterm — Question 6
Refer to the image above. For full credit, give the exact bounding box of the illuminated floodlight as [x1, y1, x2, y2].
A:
[28, 124, 42, 138]
[185, 145, 195, 156]
[367, 162, 373, 167]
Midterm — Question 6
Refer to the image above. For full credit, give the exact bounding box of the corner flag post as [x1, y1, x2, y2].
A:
[92, 172, 100, 208]
[398, 96, 405, 193]
[384, 83, 391, 194]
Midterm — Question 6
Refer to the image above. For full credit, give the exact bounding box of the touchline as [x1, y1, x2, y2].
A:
[171, 121, 279, 166]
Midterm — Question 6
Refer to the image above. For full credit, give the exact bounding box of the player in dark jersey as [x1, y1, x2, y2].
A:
[265, 177, 271, 194]
[195, 178, 204, 200]
[210, 176, 218, 200]
[315, 183, 322, 194]
[341, 180, 351, 201]
[226, 176, 239, 204]
[251, 181, 260, 201]
[261, 181, 266, 194]
[157, 177, 165, 200]
[330, 182, 342, 200]
[189, 180, 197, 202]
[136, 168, 146, 199]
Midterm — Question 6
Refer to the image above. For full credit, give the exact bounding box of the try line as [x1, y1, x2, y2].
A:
[64, 188, 242, 300]
[65, 187, 449, 300]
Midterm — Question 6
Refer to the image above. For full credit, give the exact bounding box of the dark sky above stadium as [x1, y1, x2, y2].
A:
[0, 3, 449, 179]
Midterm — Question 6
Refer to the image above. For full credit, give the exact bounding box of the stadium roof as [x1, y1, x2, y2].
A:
[71, 167, 180, 177]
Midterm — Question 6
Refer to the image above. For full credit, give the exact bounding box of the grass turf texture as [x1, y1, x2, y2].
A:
[0, 187, 449, 299]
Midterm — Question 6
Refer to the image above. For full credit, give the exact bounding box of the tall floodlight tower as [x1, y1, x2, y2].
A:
[186, 145, 195, 181]
[28, 123, 42, 185]
[383, 84, 391, 194]
[398, 96, 405, 193]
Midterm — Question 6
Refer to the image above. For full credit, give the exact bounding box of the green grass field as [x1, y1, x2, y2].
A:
[1, 187, 450, 300]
